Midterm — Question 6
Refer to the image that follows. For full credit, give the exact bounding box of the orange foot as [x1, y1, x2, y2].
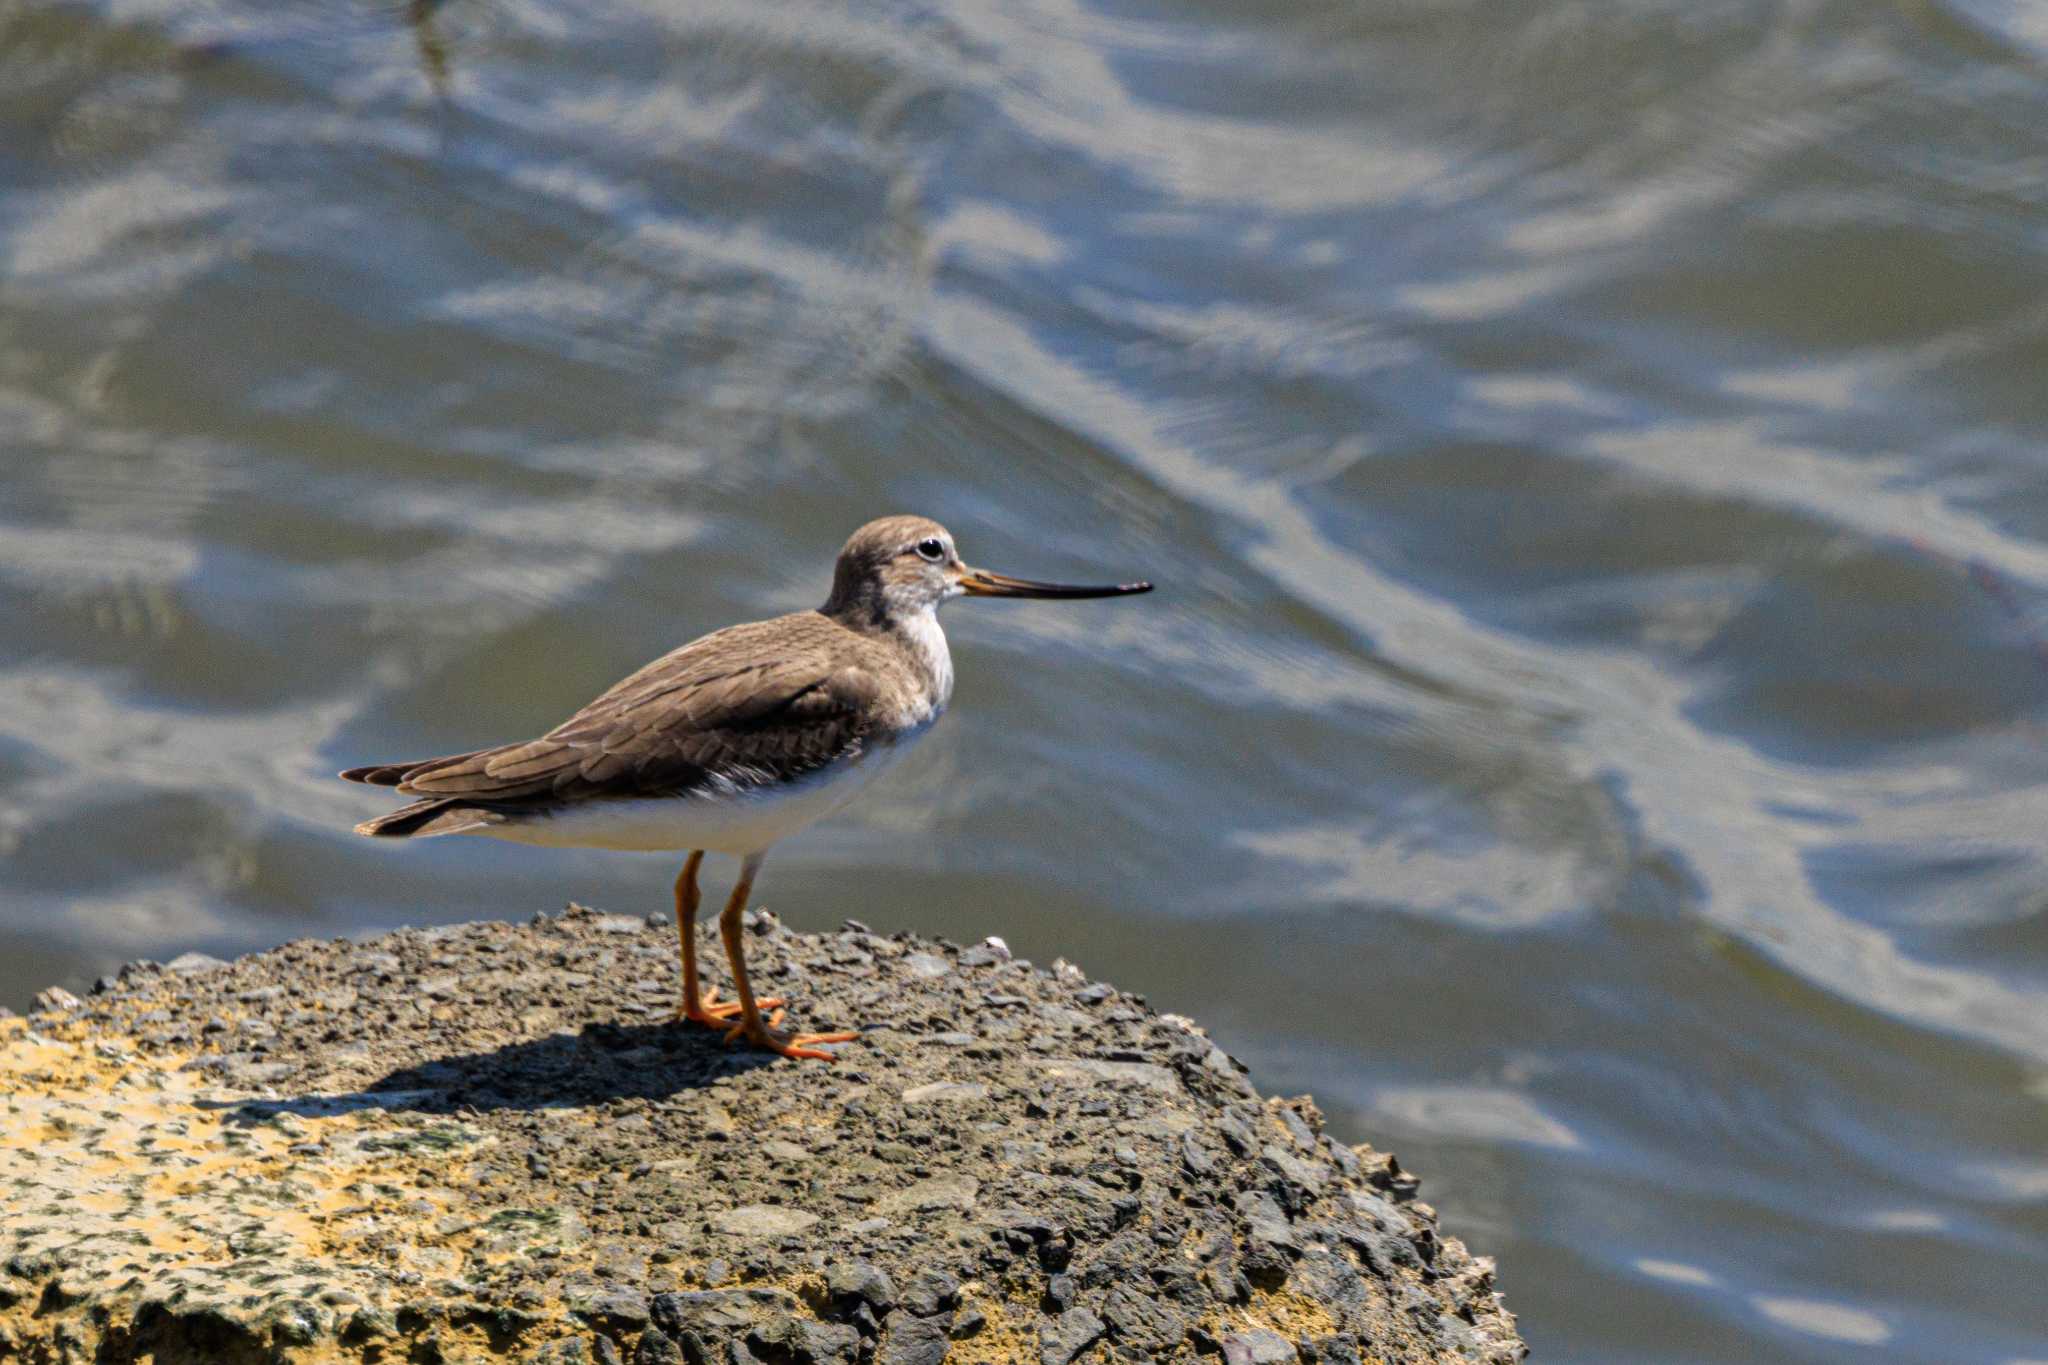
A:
[721, 1007, 860, 1061]
[676, 986, 783, 1029]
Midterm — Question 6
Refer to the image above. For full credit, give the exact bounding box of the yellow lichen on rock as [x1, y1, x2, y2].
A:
[0, 1026, 510, 1360]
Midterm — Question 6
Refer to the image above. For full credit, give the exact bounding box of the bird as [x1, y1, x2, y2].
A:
[341, 514, 1152, 1060]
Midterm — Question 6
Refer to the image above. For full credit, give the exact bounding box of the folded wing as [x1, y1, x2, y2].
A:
[341, 621, 882, 813]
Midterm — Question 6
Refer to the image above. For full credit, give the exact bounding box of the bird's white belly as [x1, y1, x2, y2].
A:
[471, 731, 925, 855]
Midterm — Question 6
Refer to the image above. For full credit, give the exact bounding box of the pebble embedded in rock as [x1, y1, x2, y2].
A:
[899, 1270, 959, 1319]
[224, 1059, 297, 1087]
[901, 1080, 988, 1106]
[575, 1289, 651, 1330]
[876, 1174, 978, 1216]
[712, 1206, 821, 1238]
[1101, 1283, 1189, 1354]
[875, 1310, 950, 1365]
[1038, 1305, 1104, 1365]
[749, 1307, 859, 1365]
[632, 1326, 682, 1364]
[1224, 1327, 1301, 1365]
[826, 1260, 896, 1313]
[1039, 1056, 1178, 1094]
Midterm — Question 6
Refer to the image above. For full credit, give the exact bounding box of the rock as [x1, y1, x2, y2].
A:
[877, 1311, 950, 1365]
[222, 1059, 298, 1087]
[876, 1174, 977, 1215]
[572, 1288, 650, 1330]
[1040, 1056, 1179, 1094]
[1263, 1145, 1333, 1218]
[165, 951, 229, 974]
[749, 1308, 859, 1364]
[901, 1081, 988, 1106]
[1038, 1306, 1105, 1365]
[1243, 1235, 1296, 1288]
[712, 1206, 820, 1239]
[32, 986, 81, 1012]
[826, 1261, 896, 1313]
[958, 939, 1009, 968]
[649, 1291, 765, 1361]
[1274, 1102, 1318, 1144]
[633, 1327, 683, 1364]
[899, 1270, 959, 1318]
[1224, 1327, 1300, 1364]
[1307, 1336, 1362, 1365]
[1101, 1282, 1188, 1354]
[0, 913, 1521, 1365]
[1294, 1247, 1369, 1314]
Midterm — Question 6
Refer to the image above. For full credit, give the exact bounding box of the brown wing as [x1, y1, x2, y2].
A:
[344, 616, 882, 807]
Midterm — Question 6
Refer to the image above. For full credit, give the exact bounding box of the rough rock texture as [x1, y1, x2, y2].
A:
[1, 904, 1523, 1364]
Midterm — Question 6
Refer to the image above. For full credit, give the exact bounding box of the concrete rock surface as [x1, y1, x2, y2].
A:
[1, 904, 1524, 1363]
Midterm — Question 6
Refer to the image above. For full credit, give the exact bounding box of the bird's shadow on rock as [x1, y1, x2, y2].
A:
[216, 1018, 780, 1123]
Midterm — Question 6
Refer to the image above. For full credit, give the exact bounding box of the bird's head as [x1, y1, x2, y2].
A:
[822, 515, 1152, 628]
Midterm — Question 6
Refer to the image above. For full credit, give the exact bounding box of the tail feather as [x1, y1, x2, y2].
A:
[354, 797, 505, 839]
[339, 750, 488, 789]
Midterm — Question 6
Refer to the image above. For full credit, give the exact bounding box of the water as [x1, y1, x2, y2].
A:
[5, 0, 2047, 1357]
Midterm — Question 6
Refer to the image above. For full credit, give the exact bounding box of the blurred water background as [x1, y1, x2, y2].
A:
[5, 0, 2048, 1358]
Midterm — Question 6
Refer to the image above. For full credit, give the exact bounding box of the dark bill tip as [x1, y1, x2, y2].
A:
[960, 568, 1154, 599]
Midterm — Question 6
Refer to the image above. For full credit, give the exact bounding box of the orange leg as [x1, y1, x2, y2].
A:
[716, 851, 859, 1062]
[672, 851, 780, 1027]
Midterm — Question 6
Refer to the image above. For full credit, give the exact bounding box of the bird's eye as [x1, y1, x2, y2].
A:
[916, 538, 945, 562]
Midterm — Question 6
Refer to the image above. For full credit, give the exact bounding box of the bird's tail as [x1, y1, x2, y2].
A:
[339, 751, 482, 788]
[353, 797, 503, 839]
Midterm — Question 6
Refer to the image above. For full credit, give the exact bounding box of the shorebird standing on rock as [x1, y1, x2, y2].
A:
[342, 515, 1152, 1060]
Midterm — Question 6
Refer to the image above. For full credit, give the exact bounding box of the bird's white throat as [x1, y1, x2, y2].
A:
[895, 606, 954, 723]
